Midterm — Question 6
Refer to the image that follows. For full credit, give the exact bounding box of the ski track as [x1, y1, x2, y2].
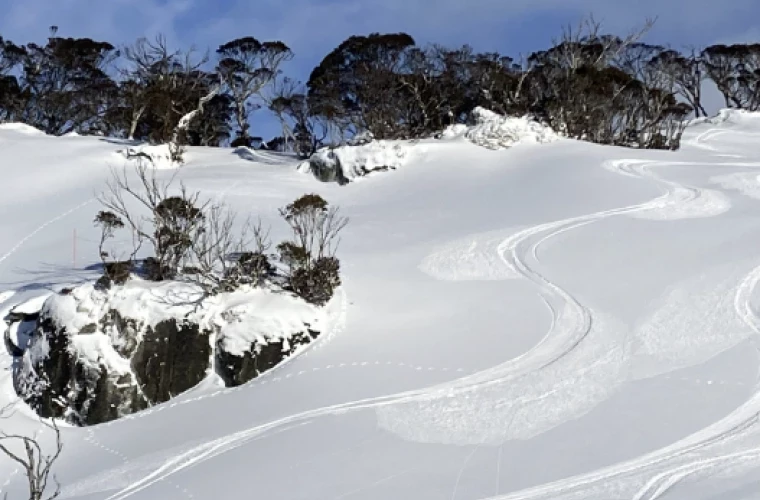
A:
[93, 146, 760, 499]
[0, 198, 94, 265]
[11, 126, 760, 500]
[0, 199, 94, 497]
[466, 135, 760, 498]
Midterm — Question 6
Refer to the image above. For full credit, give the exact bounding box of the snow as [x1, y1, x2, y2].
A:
[303, 139, 420, 181]
[302, 109, 557, 183]
[209, 287, 325, 356]
[442, 107, 560, 149]
[36, 279, 324, 361]
[3, 110, 760, 500]
[0, 122, 46, 135]
[116, 143, 184, 169]
[9, 293, 50, 316]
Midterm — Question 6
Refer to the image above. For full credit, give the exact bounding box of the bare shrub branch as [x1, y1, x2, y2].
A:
[0, 405, 63, 500]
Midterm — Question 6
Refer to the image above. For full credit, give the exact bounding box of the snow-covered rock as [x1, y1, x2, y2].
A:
[442, 107, 559, 149]
[302, 140, 417, 183]
[14, 280, 326, 425]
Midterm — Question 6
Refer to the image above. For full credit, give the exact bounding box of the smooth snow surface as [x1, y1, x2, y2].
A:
[3, 110, 760, 500]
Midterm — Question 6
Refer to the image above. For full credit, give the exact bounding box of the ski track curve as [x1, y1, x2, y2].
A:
[471, 229, 760, 499]
[95, 152, 752, 499]
[8, 142, 753, 499]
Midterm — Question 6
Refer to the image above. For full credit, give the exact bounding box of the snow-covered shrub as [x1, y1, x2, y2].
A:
[222, 251, 276, 289]
[441, 107, 559, 150]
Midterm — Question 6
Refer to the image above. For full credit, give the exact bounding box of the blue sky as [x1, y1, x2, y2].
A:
[2, 0, 760, 139]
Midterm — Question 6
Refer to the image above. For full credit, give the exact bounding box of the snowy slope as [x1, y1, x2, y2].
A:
[2, 111, 760, 500]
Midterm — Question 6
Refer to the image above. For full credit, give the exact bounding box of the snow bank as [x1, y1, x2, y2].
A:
[42, 281, 199, 338]
[302, 140, 418, 183]
[0, 123, 46, 136]
[689, 108, 760, 130]
[442, 107, 559, 149]
[116, 143, 184, 169]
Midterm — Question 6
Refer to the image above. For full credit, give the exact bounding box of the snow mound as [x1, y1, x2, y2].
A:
[116, 144, 183, 169]
[689, 108, 760, 130]
[442, 107, 559, 149]
[0, 123, 46, 136]
[302, 140, 419, 182]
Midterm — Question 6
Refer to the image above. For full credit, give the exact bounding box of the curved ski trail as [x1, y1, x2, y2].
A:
[96, 155, 744, 499]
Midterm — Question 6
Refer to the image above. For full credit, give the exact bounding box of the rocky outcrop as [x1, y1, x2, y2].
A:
[216, 329, 319, 387]
[302, 150, 350, 185]
[13, 282, 326, 426]
[18, 313, 210, 426]
[301, 139, 412, 184]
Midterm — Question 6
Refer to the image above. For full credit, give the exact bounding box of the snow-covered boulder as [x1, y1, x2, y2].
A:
[301, 140, 417, 183]
[14, 280, 326, 425]
[442, 107, 559, 149]
[211, 287, 325, 386]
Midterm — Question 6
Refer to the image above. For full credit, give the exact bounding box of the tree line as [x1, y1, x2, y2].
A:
[2, 20, 760, 153]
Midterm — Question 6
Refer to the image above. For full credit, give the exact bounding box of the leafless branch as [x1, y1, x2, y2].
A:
[0, 406, 63, 500]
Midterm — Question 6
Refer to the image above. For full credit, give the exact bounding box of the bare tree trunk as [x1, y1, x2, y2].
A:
[128, 106, 146, 140]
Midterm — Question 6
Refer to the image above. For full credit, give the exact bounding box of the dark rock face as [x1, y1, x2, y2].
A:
[307, 151, 349, 185]
[14, 289, 322, 426]
[216, 329, 319, 387]
[17, 317, 149, 426]
[17, 309, 211, 426]
[132, 319, 211, 403]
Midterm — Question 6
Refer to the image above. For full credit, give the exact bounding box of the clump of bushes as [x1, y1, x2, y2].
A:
[94, 160, 348, 305]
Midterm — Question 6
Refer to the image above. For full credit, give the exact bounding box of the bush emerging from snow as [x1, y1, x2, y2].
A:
[278, 194, 348, 305]
[94, 162, 348, 306]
